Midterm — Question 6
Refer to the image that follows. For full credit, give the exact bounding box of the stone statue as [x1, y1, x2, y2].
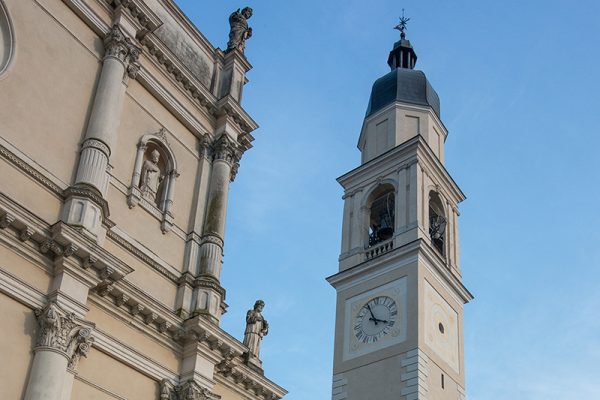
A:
[243, 300, 268, 358]
[140, 149, 163, 202]
[226, 7, 253, 52]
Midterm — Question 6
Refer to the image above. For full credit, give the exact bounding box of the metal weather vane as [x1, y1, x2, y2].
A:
[394, 9, 410, 38]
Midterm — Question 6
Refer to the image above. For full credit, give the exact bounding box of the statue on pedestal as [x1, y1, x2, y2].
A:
[243, 300, 269, 361]
[140, 149, 163, 202]
[226, 7, 253, 53]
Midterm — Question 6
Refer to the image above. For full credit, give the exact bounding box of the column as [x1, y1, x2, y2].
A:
[23, 302, 94, 400]
[62, 24, 140, 237]
[193, 134, 239, 323]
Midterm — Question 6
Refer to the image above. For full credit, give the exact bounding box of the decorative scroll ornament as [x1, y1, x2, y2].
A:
[34, 302, 95, 370]
[104, 24, 141, 77]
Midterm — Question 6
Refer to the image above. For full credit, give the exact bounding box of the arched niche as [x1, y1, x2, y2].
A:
[127, 128, 179, 233]
[366, 183, 396, 247]
[428, 191, 446, 255]
[0, 0, 15, 78]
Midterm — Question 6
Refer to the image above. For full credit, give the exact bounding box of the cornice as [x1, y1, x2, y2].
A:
[106, 0, 162, 38]
[141, 34, 217, 114]
[337, 136, 420, 189]
[337, 135, 465, 203]
[327, 238, 473, 304]
[213, 95, 258, 150]
[0, 195, 133, 285]
[415, 137, 466, 203]
[215, 365, 288, 400]
[359, 101, 449, 149]
[106, 227, 180, 282]
[0, 138, 65, 197]
[157, 0, 218, 56]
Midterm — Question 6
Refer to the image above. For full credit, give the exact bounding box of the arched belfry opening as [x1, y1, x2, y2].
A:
[428, 191, 446, 255]
[368, 184, 395, 246]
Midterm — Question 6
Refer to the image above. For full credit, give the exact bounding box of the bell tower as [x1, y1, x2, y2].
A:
[328, 16, 473, 400]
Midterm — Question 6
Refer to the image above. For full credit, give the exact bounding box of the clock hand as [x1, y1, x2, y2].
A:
[369, 317, 389, 324]
[366, 304, 378, 325]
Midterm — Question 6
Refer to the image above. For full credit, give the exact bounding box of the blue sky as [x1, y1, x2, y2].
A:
[175, 1, 600, 399]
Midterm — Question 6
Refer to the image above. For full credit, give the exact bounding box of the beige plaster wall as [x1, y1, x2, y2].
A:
[213, 382, 246, 400]
[74, 347, 159, 400]
[340, 354, 406, 399]
[0, 154, 63, 225]
[103, 238, 179, 308]
[86, 302, 181, 373]
[107, 189, 186, 268]
[0, 0, 101, 185]
[0, 293, 36, 400]
[427, 360, 461, 400]
[419, 264, 465, 386]
[0, 245, 52, 296]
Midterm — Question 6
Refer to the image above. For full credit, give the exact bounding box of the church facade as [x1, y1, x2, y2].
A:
[0, 0, 286, 399]
[328, 23, 473, 400]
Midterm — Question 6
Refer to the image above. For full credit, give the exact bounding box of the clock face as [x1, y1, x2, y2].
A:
[354, 296, 397, 344]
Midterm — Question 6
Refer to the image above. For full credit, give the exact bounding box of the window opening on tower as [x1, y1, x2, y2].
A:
[429, 191, 446, 255]
[368, 186, 395, 247]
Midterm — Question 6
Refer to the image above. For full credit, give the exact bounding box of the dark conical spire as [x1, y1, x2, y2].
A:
[387, 11, 417, 70]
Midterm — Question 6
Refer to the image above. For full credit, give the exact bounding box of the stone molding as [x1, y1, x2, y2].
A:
[106, 0, 162, 39]
[64, 185, 112, 225]
[105, 228, 179, 282]
[34, 301, 95, 370]
[81, 138, 111, 158]
[0, 139, 64, 197]
[0, 0, 15, 79]
[193, 275, 226, 298]
[0, 196, 133, 284]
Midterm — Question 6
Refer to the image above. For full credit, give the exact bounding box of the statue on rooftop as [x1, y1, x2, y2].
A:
[226, 7, 253, 53]
[243, 300, 269, 359]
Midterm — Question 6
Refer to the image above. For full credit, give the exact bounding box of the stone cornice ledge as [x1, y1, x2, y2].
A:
[141, 34, 217, 115]
[216, 364, 288, 400]
[213, 95, 258, 152]
[0, 195, 133, 284]
[106, 0, 162, 38]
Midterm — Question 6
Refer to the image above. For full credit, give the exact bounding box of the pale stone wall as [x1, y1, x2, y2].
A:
[0, 0, 286, 399]
[0, 293, 36, 400]
[73, 348, 159, 400]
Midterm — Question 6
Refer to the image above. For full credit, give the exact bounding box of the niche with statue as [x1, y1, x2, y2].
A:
[127, 128, 179, 233]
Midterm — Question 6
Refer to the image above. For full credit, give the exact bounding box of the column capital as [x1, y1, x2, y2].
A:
[213, 134, 240, 164]
[34, 302, 95, 370]
[177, 379, 220, 400]
[104, 24, 141, 78]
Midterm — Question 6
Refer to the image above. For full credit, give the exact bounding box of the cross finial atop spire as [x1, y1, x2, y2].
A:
[394, 9, 410, 39]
